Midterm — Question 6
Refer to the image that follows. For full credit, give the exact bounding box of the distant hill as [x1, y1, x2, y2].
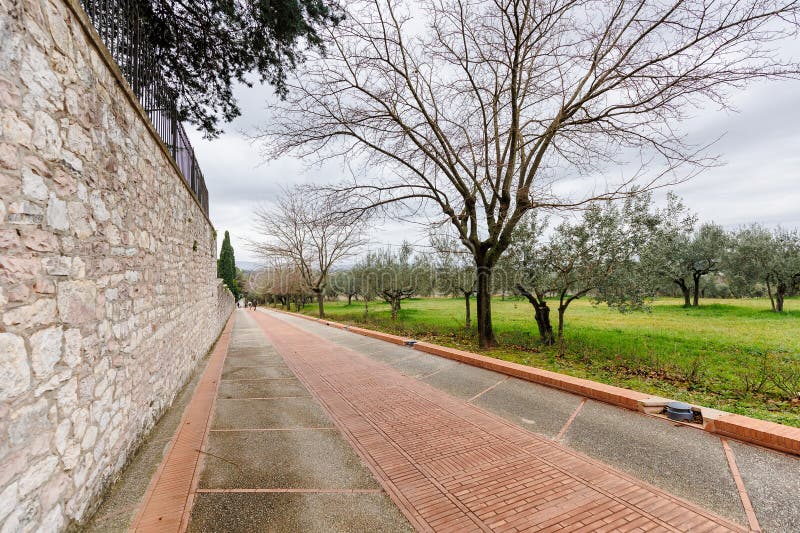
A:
[236, 260, 264, 272]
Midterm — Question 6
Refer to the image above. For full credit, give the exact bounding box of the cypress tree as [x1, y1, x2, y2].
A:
[217, 231, 239, 298]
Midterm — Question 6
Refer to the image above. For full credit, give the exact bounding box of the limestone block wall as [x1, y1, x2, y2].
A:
[0, 0, 234, 530]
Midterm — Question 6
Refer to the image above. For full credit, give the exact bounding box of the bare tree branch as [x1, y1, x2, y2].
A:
[255, 0, 800, 346]
[249, 185, 368, 317]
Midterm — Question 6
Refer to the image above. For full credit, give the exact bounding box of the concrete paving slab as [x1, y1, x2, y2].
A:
[199, 430, 380, 489]
[562, 399, 747, 525]
[421, 361, 506, 400]
[388, 351, 458, 377]
[211, 397, 333, 429]
[729, 440, 800, 533]
[350, 344, 413, 365]
[222, 354, 286, 370]
[188, 492, 413, 533]
[221, 364, 295, 380]
[218, 378, 310, 399]
[223, 342, 278, 357]
[473, 376, 583, 438]
[228, 338, 268, 348]
[227, 339, 277, 350]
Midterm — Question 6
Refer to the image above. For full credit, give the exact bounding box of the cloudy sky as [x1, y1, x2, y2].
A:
[188, 44, 800, 265]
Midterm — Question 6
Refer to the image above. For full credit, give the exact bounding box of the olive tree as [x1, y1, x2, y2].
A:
[513, 195, 657, 344]
[431, 235, 477, 328]
[330, 270, 359, 305]
[259, 0, 800, 347]
[686, 224, 729, 306]
[728, 225, 800, 312]
[639, 194, 696, 306]
[641, 196, 729, 307]
[351, 252, 380, 316]
[373, 243, 419, 320]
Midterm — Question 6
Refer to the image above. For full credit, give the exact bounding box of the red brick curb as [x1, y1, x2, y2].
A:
[413, 341, 650, 410]
[707, 412, 800, 456]
[267, 307, 800, 457]
[347, 326, 410, 345]
[129, 314, 235, 532]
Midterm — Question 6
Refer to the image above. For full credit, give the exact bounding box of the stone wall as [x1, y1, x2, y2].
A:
[0, 0, 234, 530]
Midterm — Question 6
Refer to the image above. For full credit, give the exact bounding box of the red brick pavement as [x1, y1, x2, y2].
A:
[252, 311, 745, 533]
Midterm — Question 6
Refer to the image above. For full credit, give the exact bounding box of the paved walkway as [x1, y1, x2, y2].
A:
[185, 312, 411, 532]
[242, 310, 747, 533]
[92, 308, 800, 532]
[262, 311, 800, 533]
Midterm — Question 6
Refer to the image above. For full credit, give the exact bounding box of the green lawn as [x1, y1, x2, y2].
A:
[293, 296, 800, 427]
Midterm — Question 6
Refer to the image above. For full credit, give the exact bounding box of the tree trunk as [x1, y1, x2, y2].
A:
[464, 292, 471, 329]
[390, 297, 399, 320]
[364, 298, 369, 317]
[314, 290, 325, 318]
[534, 302, 555, 346]
[347, 293, 352, 306]
[692, 273, 701, 306]
[476, 263, 497, 348]
[776, 283, 785, 313]
[766, 278, 776, 311]
[674, 279, 691, 307]
[557, 306, 566, 339]
[516, 285, 555, 346]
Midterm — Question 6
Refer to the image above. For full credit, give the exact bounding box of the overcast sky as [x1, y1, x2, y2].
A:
[188, 48, 800, 265]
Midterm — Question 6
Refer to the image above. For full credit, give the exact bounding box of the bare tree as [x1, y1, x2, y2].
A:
[245, 260, 305, 309]
[251, 187, 367, 317]
[258, 0, 800, 347]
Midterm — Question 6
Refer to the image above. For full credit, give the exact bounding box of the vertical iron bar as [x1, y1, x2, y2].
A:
[77, 0, 209, 216]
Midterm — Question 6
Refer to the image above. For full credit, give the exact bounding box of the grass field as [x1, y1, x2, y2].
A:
[293, 296, 800, 427]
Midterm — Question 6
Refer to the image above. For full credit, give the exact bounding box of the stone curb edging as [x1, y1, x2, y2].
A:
[267, 307, 800, 457]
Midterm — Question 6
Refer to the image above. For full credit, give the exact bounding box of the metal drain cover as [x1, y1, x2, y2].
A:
[665, 401, 694, 422]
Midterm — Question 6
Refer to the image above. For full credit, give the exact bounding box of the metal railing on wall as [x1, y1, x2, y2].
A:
[78, 0, 209, 215]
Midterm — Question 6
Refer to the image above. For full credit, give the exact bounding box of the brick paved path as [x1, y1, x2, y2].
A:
[252, 311, 744, 533]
